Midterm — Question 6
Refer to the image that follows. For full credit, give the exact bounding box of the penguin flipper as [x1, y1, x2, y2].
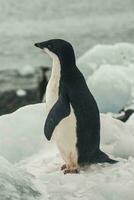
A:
[44, 93, 70, 140]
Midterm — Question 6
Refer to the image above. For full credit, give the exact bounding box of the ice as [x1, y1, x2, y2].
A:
[20, 146, 134, 200]
[18, 65, 35, 77]
[0, 103, 134, 199]
[112, 134, 134, 159]
[126, 113, 134, 128]
[0, 103, 47, 162]
[100, 113, 134, 159]
[100, 113, 126, 145]
[0, 103, 134, 163]
[16, 89, 27, 96]
[0, 156, 48, 200]
[77, 43, 134, 113]
[77, 43, 134, 79]
[87, 64, 132, 113]
[101, 113, 134, 159]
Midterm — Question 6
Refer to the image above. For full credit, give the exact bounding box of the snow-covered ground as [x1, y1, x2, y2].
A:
[0, 103, 134, 200]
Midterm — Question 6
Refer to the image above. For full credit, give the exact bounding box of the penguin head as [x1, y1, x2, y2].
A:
[34, 39, 76, 66]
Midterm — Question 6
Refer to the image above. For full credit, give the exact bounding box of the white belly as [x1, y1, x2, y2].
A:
[45, 52, 78, 166]
[55, 106, 78, 164]
[46, 93, 78, 163]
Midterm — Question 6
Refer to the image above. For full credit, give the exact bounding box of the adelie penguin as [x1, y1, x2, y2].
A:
[34, 39, 117, 174]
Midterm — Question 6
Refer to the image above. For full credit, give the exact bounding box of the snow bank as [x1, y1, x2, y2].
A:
[0, 103, 134, 163]
[87, 64, 132, 113]
[0, 103, 47, 162]
[77, 43, 134, 113]
[20, 148, 134, 200]
[0, 103, 134, 200]
[126, 113, 134, 127]
[18, 65, 35, 77]
[77, 43, 134, 78]
[0, 156, 48, 200]
[101, 113, 134, 159]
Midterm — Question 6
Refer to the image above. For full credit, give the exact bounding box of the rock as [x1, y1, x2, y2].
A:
[0, 66, 49, 116]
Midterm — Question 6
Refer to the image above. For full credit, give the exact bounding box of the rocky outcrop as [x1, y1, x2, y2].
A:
[0, 66, 49, 115]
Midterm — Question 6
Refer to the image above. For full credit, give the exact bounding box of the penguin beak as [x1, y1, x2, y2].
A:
[34, 42, 48, 55]
[34, 43, 42, 48]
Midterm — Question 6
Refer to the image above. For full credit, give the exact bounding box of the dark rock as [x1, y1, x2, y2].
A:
[0, 66, 50, 116]
[113, 108, 134, 122]
[118, 109, 134, 122]
[38, 66, 50, 101]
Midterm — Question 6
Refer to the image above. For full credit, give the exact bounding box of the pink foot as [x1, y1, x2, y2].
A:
[64, 168, 79, 174]
[61, 164, 67, 170]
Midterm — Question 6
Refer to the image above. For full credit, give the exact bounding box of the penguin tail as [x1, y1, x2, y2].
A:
[92, 150, 118, 164]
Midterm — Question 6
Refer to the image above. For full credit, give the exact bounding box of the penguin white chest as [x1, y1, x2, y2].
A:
[45, 50, 78, 165]
[45, 51, 60, 112]
[55, 106, 78, 166]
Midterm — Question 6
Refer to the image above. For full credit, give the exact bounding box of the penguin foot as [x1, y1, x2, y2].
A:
[61, 164, 67, 170]
[64, 168, 79, 174]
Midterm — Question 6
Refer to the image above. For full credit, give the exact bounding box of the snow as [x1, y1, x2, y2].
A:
[77, 43, 134, 79]
[77, 43, 134, 113]
[126, 113, 134, 127]
[87, 64, 132, 113]
[18, 65, 35, 77]
[16, 89, 27, 96]
[0, 103, 134, 199]
[0, 156, 48, 200]
[0, 104, 46, 162]
[21, 154, 134, 200]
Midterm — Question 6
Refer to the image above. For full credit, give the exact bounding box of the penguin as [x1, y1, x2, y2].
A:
[34, 39, 117, 174]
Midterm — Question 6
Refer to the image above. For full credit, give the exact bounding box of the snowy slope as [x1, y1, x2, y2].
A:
[0, 156, 48, 200]
[1, 103, 134, 163]
[0, 103, 134, 199]
[20, 153, 134, 200]
[77, 43, 134, 78]
[0, 104, 46, 162]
